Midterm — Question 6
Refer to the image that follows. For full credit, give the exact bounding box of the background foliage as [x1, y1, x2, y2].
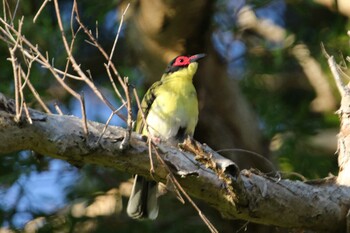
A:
[0, 0, 347, 232]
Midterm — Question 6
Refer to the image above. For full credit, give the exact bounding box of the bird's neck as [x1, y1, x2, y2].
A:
[161, 75, 194, 92]
[162, 70, 194, 82]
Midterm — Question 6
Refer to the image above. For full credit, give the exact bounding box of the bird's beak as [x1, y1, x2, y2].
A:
[189, 53, 206, 62]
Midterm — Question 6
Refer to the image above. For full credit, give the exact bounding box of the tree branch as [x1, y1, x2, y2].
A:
[0, 93, 349, 232]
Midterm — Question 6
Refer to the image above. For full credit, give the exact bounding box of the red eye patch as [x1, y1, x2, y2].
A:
[173, 56, 191, 67]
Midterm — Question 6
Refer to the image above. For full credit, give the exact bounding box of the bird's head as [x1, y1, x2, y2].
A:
[163, 54, 206, 79]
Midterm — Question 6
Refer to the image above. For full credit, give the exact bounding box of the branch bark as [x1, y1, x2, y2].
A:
[0, 92, 349, 232]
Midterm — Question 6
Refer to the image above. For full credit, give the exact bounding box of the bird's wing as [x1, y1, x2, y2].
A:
[135, 80, 163, 134]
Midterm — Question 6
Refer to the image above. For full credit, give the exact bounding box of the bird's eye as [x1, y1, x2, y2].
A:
[172, 56, 189, 67]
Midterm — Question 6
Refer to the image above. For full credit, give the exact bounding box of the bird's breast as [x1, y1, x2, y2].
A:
[146, 81, 198, 140]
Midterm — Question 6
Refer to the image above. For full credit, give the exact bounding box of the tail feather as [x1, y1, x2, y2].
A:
[127, 175, 159, 219]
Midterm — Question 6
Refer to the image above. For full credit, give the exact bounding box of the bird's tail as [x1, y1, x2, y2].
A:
[126, 175, 159, 220]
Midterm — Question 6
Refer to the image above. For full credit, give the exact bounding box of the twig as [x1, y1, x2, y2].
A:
[70, 0, 76, 36]
[0, 22, 82, 81]
[2, 0, 7, 22]
[74, 3, 128, 103]
[23, 102, 33, 124]
[148, 139, 155, 174]
[95, 21, 98, 39]
[2, 16, 52, 114]
[96, 102, 127, 144]
[33, 0, 50, 23]
[11, 0, 20, 23]
[104, 63, 126, 106]
[19, 52, 52, 114]
[21, 53, 37, 88]
[21, 71, 52, 114]
[9, 51, 19, 121]
[7, 17, 25, 121]
[236, 221, 249, 233]
[133, 88, 155, 173]
[107, 3, 130, 67]
[152, 145, 218, 233]
[54, 103, 63, 115]
[329, 56, 348, 97]
[216, 148, 278, 176]
[278, 171, 307, 181]
[17, 65, 24, 121]
[119, 77, 133, 149]
[80, 92, 89, 136]
[60, 0, 83, 82]
[53, 0, 127, 126]
[58, 0, 127, 121]
[0, 18, 82, 100]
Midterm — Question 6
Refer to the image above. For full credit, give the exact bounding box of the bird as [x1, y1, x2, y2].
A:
[126, 53, 205, 220]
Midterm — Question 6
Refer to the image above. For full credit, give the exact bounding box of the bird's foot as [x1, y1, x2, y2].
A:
[151, 136, 162, 144]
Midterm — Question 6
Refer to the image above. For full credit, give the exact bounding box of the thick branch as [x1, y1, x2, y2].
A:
[0, 93, 349, 232]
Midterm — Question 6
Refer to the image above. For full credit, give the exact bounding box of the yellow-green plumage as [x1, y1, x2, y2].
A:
[136, 62, 199, 143]
[127, 54, 204, 220]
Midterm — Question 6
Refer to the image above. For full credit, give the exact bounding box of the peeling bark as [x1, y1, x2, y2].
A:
[325, 54, 350, 187]
[336, 95, 350, 186]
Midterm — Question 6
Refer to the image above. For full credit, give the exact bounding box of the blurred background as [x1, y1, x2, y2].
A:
[0, 0, 348, 232]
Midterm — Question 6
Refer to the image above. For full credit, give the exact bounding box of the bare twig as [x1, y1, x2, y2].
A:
[95, 21, 98, 39]
[11, 0, 20, 23]
[152, 145, 218, 233]
[0, 23, 82, 82]
[119, 77, 133, 149]
[132, 88, 155, 173]
[19, 51, 52, 114]
[1, 0, 128, 134]
[104, 63, 126, 106]
[148, 139, 155, 174]
[17, 65, 24, 121]
[73, 2, 128, 102]
[0, 18, 82, 100]
[33, 0, 51, 23]
[53, 0, 116, 105]
[107, 3, 130, 66]
[52, 0, 129, 132]
[2, 0, 7, 22]
[21, 71, 52, 114]
[80, 92, 89, 136]
[23, 101, 33, 124]
[7, 18, 25, 121]
[60, 0, 83, 82]
[96, 102, 127, 144]
[216, 148, 278, 176]
[54, 103, 63, 115]
[9, 52, 19, 121]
